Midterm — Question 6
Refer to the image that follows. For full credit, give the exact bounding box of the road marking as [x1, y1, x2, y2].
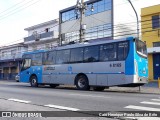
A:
[69, 94, 110, 98]
[8, 98, 30, 103]
[141, 101, 160, 105]
[125, 105, 160, 111]
[152, 99, 160, 102]
[44, 104, 80, 111]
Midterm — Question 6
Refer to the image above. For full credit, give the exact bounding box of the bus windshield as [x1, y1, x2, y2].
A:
[136, 40, 147, 58]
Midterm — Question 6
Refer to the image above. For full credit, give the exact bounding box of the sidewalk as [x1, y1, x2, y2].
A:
[107, 81, 160, 94]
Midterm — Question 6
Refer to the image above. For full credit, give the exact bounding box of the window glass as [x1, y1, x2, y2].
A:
[136, 40, 147, 58]
[100, 43, 116, 61]
[32, 53, 42, 66]
[61, 9, 77, 23]
[23, 54, 32, 59]
[153, 42, 160, 47]
[84, 46, 99, 62]
[152, 15, 160, 29]
[70, 48, 84, 63]
[43, 51, 56, 65]
[118, 42, 129, 60]
[98, 4, 104, 12]
[56, 50, 70, 64]
[21, 59, 31, 70]
[64, 24, 112, 42]
[105, 0, 111, 10]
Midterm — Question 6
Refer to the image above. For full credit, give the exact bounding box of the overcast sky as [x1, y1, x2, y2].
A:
[0, 0, 159, 46]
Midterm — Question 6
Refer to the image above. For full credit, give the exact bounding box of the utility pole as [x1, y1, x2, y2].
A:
[80, 0, 84, 43]
[128, 0, 139, 38]
[76, 0, 86, 43]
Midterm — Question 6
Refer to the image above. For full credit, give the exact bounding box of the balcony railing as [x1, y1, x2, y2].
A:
[24, 31, 54, 42]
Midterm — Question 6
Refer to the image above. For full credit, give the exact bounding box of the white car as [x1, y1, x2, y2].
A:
[15, 74, 20, 82]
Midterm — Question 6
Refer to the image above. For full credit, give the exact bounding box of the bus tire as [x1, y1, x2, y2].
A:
[50, 84, 59, 88]
[75, 75, 90, 90]
[93, 87, 105, 91]
[30, 76, 38, 87]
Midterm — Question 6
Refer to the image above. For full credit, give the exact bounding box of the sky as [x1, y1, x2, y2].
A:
[0, 0, 159, 46]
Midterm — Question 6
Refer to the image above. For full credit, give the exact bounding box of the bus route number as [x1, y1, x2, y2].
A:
[110, 63, 121, 67]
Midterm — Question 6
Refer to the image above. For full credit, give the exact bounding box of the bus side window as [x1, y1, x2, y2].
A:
[84, 46, 99, 63]
[70, 48, 83, 63]
[22, 59, 31, 70]
[56, 50, 70, 64]
[32, 53, 42, 66]
[118, 42, 129, 60]
[43, 51, 56, 65]
[100, 43, 116, 61]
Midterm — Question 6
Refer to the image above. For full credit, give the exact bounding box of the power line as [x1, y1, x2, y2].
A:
[0, 0, 42, 23]
[1, 18, 157, 47]
[0, 0, 27, 15]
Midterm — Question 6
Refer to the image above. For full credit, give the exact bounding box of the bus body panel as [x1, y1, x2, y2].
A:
[42, 61, 125, 86]
[125, 37, 135, 75]
[20, 66, 43, 83]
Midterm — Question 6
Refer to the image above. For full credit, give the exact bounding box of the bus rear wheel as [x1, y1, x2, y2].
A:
[93, 87, 105, 91]
[75, 75, 90, 90]
[30, 76, 38, 87]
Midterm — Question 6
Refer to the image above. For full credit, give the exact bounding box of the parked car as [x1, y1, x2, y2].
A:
[15, 73, 20, 82]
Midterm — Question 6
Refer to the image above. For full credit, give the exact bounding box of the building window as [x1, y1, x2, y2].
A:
[61, 9, 77, 23]
[85, 24, 112, 40]
[63, 23, 112, 43]
[2, 51, 7, 57]
[152, 15, 160, 29]
[11, 49, 16, 56]
[65, 31, 79, 42]
[153, 42, 160, 47]
[85, 0, 111, 16]
[61, 0, 112, 23]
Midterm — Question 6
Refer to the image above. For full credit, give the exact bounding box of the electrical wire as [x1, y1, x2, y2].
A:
[0, 0, 42, 23]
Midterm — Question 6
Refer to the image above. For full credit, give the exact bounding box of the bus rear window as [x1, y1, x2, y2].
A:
[136, 40, 147, 58]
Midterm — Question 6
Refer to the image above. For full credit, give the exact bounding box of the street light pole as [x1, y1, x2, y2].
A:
[128, 0, 139, 38]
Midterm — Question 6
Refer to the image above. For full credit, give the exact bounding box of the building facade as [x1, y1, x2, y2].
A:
[59, 0, 138, 45]
[0, 43, 27, 80]
[24, 19, 59, 51]
[0, 19, 59, 80]
[141, 4, 160, 80]
[59, 0, 113, 45]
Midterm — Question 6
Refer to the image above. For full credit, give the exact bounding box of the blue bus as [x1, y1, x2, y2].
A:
[20, 37, 148, 91]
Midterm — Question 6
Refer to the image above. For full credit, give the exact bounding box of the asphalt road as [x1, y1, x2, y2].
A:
[0, 80, 160, 120]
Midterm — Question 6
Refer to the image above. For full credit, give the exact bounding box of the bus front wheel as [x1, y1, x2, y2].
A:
[75, 75, 90, 90]
[30, 76, 38, 87]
